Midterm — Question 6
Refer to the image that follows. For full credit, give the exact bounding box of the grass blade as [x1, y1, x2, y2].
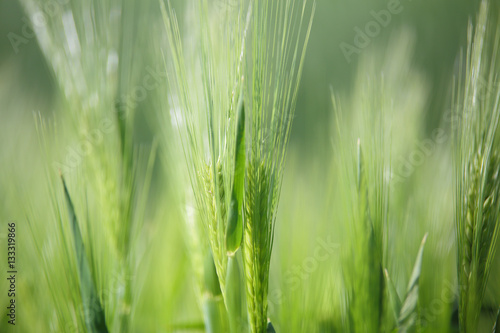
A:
[398, 233, 428, 332]
[204, 250, 222, 297]
[493, 307, 500, 333]
[202, 298, 228, 333]
[384, 268, 402, 323]
[60, 175, 108, 333]
[203, 250, 228, 333]
[225, 254, 244, 332]
[226, 94, 246, 255]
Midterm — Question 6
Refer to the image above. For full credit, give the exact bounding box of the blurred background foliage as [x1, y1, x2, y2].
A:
[1, 0, 500, 332]
[0, 0, 484, 148]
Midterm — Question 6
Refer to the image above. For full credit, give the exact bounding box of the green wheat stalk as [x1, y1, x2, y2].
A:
[333, 92, 389, 333]
[160, 1, 314, 331]
[453, 1, 500, 332]
[242, 1, 314, 331]
[22, 0, 160, 331]
[160, 0, 250, 330]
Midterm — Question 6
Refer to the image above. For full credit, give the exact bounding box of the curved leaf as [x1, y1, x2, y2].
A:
[226, 93, 245, 255]
[61, 175, 108, 333]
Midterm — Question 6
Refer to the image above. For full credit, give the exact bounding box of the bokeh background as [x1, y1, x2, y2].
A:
[0, 0, 480, 149]
[1, 0, 499, 332]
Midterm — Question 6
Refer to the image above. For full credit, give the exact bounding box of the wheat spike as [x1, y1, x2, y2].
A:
[244, 159, 272, 333]
[464, 150, 500, 279]
[201, 160, 229, 291]
[453, 2, 500, 331]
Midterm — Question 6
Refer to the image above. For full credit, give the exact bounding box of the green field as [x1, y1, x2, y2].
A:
[0, 0, 499, 332]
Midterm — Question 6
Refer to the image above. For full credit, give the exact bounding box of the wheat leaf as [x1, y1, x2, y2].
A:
[398, 233, 428, 332]
[384, 268, 402, 323]
[225, 254, 244, 332]
[493, 306, 500, 333]
[61, 175, 108, 333]
[202, 250, 228, 333]
[204, 250, 222, 297]
[226, 94, 245, 255]
[202, 297, 228, 333]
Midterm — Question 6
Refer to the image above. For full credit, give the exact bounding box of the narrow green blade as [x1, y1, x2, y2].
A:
[233, 92, 246, 206]
[202, 249, 228, 332]
[398, 233, 428, 332]
[226, 194, 241, 256]
[202, 297, 228, 333]
[226, 93, 245, 255]
[493, 306, 500, 333]
[225, 254, 244, 332]
[204, 250, 222, 297]
[61, 175, 108, 333]
[384, 268, 402, 323]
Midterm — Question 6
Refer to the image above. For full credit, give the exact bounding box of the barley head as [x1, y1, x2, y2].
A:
[453, 2, 500, 331]
[240, 1, 315, 330]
